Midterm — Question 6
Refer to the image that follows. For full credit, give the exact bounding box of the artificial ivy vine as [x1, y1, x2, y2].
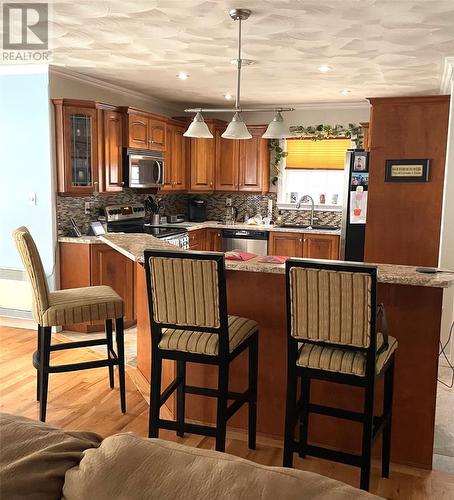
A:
[269, 123, 364, 185]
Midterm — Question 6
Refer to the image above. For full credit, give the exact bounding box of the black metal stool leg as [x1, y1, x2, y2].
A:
[105, 319, 114, 389]
[39, 326, 51, 422]
[177, 360, 186, 438]
[36, 325, 42, 401]
[283, 364, 298, 467]
[382, 359, 395, 478]
[360, 383, 375, 491]
[215, 363, 229, 452]
[149, 348, 162, 438]
[115, 318, 126, 413]
[248, 334, 258, 450]
[299, 376, 311, 458]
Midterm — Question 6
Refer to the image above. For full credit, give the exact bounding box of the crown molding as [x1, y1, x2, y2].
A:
[440, 57, 454, 94]
[49, 65, 182, 115]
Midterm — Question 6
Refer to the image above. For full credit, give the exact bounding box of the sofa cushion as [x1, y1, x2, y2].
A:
[0, 413, 102, 500]
[63, 434, 381, 500]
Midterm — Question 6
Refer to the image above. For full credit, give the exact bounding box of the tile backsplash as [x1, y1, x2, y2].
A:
[57, 190, 341, 236]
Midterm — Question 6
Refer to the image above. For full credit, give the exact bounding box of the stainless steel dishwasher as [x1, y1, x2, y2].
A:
[222, 229, 269, 256]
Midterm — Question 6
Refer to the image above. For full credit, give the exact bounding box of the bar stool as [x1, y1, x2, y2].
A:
[144, 249, 259, 452]
[13, 226, 126, 422]
[283, 259, 397, 491]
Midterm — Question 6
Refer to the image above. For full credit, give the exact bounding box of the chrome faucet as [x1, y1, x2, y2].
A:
[296, 194, 315, 227]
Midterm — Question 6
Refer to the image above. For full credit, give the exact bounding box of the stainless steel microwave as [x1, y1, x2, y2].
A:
[123, 148, 164, 188]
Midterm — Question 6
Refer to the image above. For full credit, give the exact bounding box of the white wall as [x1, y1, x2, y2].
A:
[0, 66, 55, 318]
[439, 78, 454, 364]
[242, 103, 370, 127]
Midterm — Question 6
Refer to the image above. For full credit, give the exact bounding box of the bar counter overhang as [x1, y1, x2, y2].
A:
[101, 233, 454, 470]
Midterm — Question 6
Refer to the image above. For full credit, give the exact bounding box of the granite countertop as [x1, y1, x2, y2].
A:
[99, 233, 454, 289]
[58, 221, 341, 245]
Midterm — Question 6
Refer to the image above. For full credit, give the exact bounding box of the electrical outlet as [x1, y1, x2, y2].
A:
[84, 202, 93, 215]
[225, 197, 232, 207]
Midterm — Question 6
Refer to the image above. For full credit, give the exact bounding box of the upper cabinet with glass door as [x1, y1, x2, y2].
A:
[54, 99, 99, 195]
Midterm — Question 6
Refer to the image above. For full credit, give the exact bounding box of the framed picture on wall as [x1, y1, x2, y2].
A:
[385, 159, 430, 182]
[353, 151, 368, 172]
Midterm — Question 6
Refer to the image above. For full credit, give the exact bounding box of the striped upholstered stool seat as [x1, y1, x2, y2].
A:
[159, 315, 258, 356]
[40, 286, 123, 327]
[297, 333, 398, 376]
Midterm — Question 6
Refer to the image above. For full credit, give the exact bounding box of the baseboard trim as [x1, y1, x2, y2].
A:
[0, 316, 37, 330]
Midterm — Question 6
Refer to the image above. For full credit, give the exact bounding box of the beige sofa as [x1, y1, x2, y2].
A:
[0, 413, 381, 499]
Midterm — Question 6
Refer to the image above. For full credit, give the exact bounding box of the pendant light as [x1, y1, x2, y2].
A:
[262, 111, 292, 139]
[183, 112, 213, 138]
[222, 112, 252, 139]
[184, 8, 294, 139]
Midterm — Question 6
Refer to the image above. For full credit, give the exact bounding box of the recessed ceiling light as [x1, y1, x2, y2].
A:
[177, 72, 189, 80]
[318, 65, 334, 73]
[340, 89, 351, 96]
[224, 93, 233, 100]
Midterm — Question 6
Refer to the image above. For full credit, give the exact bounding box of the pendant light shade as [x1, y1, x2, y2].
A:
[183, 112, 213, 138]
[221, 112, 252, 140]
[262, 111, 291, 139]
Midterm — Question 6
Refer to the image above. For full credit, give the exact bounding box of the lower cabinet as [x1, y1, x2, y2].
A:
[188, 228, 222, 251]
[59, 242, 136, 332]
[303, 233, 340, 260]
[269, 231, 339, 260]
[188, 229, 206, 250]
[205, 228, 222, 251]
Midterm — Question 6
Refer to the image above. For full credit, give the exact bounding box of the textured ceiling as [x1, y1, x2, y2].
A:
[45, 0, 454, 106]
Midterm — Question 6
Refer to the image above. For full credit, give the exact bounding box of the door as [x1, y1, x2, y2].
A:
[303, 234, 340, 260]
[148, 119, 166, 150]
[63, 106, 98, 195]
[215, 129, 239, 191]
[128, 114, 149, 149]
[91, 244, 135, 321]
[238, 126, 269, 193]
[103, 110, 123, 192]
[190, 132, 215, 192]
[269, 231, 303, 257]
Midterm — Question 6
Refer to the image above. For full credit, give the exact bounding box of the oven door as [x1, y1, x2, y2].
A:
[129, 155, 164, 188]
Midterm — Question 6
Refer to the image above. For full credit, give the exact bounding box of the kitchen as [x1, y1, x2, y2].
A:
[2, 2, 454, 498]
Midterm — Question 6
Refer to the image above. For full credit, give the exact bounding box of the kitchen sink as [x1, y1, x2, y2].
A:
[276, 223, 339, 231]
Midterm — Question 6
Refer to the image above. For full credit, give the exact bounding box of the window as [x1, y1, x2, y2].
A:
[278, 139, 349, 208]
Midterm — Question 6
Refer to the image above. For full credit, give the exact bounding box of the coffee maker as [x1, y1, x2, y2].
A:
[188, 197, 207, 222]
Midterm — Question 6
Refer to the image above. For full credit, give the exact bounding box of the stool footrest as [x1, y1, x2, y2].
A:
[50, 339, 108, 352]
[226, 390, 252, 420]
[307, 403, 364, 422]
[158, 419, 217, 437]
[160, 376, 183, 406]
[304, 444, 362, 467]
[48, 359, 116, 373]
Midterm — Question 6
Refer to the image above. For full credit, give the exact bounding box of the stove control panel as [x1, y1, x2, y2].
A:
[105, 204, 145, 222]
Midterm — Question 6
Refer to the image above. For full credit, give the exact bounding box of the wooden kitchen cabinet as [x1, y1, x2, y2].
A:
[123, 108, 166, 151]
[303, 233, 339, 260]
[269, 231, 339, 259]
[238, 126, 270, 193]
[215, 127, 239, 191]
[205, 228, 222, 251]
[189, 119, 220, 192]
[54, 99, 99, 195]
[161, 122, 187, 191]
[59, 242, 136, 332]
[188, 229, 206, 250]
[269, 232, 304, 258]
[101, 109, 123, 192]
[214, 125, 269, 193]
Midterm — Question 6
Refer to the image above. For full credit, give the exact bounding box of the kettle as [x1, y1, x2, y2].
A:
[225, 206, 238, 225]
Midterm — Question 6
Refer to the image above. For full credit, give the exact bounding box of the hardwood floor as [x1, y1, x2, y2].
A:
[1, 326, 453, 499]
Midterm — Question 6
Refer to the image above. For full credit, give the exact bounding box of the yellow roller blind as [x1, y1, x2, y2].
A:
[286, 138, 350, 169]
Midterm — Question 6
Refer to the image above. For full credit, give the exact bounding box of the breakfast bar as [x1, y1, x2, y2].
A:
[101, 233, 454, 470]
